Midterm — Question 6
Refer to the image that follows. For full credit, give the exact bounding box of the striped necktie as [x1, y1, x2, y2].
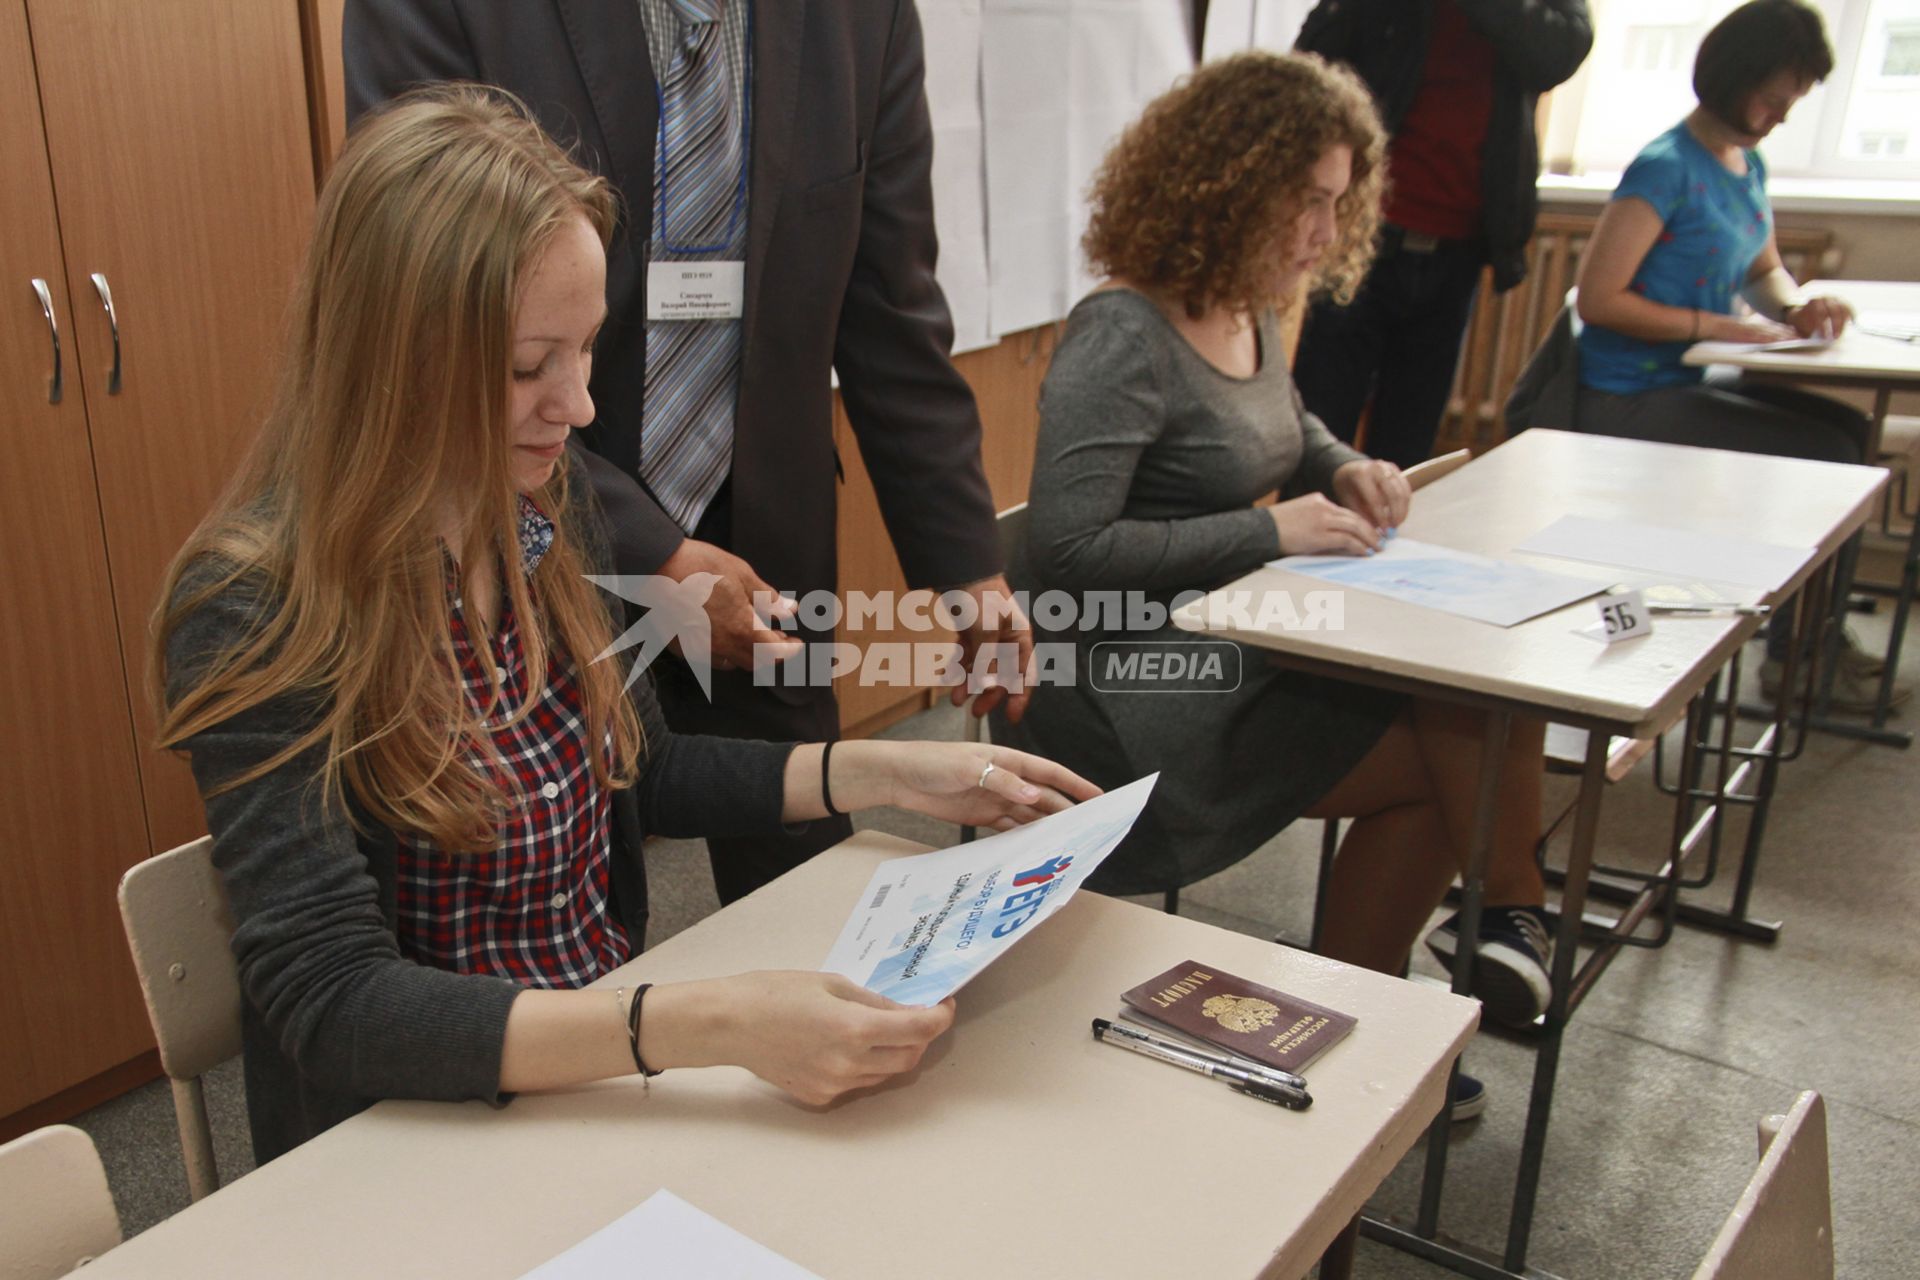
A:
[642, 0, 743, 534]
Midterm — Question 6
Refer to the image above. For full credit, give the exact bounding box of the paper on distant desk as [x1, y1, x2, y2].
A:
[1688, 336, 1833, 360]
[519, 1189, 819, 1279]
[1857, 312, 1920, 342]
[1272, 538, 1601, 627]
[1515, 515, 1808, 591]
[823, 774, 1157, 1006]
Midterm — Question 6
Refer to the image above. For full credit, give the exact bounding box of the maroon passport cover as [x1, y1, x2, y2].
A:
[1120, 960, 1356, 1074]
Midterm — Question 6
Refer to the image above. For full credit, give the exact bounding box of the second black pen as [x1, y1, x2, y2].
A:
[1092, 1018, 1312, 1110]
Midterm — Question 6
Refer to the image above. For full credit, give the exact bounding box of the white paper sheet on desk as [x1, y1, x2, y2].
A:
[1514, 514, 1808, 591]
[518, 1189, 820, 1279]
[822, 774, 1158, 1006]
[1754, 335, 1836, 352]
[1272, 538, 1602, 627]
[1856, 312, 1920, 342]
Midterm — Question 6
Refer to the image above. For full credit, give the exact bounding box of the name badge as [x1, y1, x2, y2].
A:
[1596, 588, 1652, 644]
[647, 260, 745, 321]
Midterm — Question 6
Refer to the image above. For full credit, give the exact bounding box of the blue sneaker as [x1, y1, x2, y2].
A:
[1426, 906, 1553, 1027]
[1450, 1071, 1487, 1122]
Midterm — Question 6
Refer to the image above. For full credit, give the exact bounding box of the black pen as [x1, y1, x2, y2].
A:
[1115, 1012, 1310, 1090]
[1648, 602, 1770, 617]
[1092, 1018, 1311, 1110]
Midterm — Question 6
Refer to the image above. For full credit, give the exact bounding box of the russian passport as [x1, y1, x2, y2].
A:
[1120, 960, 1356, 1075]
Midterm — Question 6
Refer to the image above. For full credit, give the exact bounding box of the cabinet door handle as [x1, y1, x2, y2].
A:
[31, 278, 62, 404]
[89, 272, 122, 394]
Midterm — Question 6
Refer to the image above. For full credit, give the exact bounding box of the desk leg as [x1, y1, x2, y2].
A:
[1504, 733, 1609, 1271]
[1804, 387, 1913, 748]
[1316, 1214, 1359, 1280]
[1414, 709, 1511, 1236]
[1815, 528, 1859, 721]
[1872, 501, 1918, 732]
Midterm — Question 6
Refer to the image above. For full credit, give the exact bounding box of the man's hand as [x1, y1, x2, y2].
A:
[656, 538, 802, 671]
[938, 573, 1035, 724]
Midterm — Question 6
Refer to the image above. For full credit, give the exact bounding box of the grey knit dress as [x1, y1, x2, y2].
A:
[992, 288, 1404, 895]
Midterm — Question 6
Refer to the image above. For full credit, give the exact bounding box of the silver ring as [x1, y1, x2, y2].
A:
[976, 761, 997, 790]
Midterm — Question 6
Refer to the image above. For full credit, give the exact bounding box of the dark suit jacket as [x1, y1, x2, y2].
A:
[344, 0, 1001, 617]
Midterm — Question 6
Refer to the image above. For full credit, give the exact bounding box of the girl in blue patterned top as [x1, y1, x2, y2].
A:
[1572, 0, 1898, 710]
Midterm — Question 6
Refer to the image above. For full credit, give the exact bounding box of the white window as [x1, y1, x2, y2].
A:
[1622, 24, 1693, 73]
[1544, 0, 1920, 182]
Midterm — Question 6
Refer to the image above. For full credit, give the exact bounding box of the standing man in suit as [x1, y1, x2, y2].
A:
[346, 0, 1032, 904]
[1292, 0, 1592, 468]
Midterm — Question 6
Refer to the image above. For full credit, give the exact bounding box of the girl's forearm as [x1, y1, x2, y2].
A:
[778, 739, 895, 821]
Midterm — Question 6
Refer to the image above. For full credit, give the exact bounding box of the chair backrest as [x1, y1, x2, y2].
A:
[1503, 288, 1582, 436]
[0, 1125, 120, 1280]
[1693, 1090, 1834, 1280]
[117, 836, 243, 1199]
[118, 836, 242, 1079]
[1405, 449, 1471, 492]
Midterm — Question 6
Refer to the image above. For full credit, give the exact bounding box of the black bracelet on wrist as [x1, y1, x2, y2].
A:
[821, 740, 842, 817]
[627, 983, 661, 1077]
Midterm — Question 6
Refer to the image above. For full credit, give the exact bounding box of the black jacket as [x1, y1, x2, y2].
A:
[1298, 0, 1592, 292]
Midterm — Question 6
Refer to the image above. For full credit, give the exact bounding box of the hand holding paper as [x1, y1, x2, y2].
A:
[625, 972, 953, 1106]
[823, 774, 1160, 1007]
[870, 740, 1102, 832]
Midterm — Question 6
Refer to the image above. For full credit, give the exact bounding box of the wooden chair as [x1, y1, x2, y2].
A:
[1693, 1090, 1834, 1280]
[0, 1125, 120, 1280]
[117, 836, 243, 1202]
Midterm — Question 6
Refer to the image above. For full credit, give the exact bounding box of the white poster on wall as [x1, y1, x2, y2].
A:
[1201, 0, 1314, 61]
[981, 0, 1075, 335]
[919, 0, 996, 354]
[981, 0, 1194, 337]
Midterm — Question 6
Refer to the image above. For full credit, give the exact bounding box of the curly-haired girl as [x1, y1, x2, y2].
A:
[993, 55, 1552, 1105]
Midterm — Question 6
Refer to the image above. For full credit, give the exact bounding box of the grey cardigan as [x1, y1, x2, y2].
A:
[166, 526, 795, 1163]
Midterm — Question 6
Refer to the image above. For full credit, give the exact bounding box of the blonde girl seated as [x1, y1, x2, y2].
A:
[156, 87, 1094, 1162]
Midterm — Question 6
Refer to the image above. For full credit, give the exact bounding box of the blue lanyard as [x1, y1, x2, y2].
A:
[652, 2, 753, 257]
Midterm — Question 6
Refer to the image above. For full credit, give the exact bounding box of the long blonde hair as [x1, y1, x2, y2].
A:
[155, 85, 641, 852]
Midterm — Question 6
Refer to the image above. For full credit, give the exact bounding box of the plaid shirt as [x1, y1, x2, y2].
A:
[395, 499, 632, 989]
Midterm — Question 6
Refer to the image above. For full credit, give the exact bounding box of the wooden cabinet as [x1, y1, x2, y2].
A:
[0, 0, 314, 1125]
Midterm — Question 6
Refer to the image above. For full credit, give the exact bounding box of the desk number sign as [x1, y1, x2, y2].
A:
[1597, 589, 1652, 644]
